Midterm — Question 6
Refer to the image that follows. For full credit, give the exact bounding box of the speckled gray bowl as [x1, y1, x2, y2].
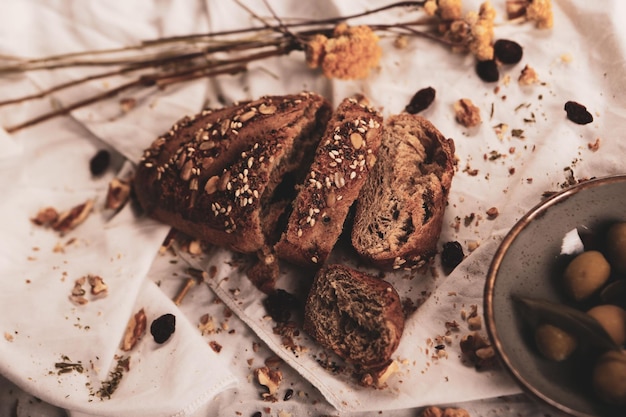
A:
[485, 174, 626, 417]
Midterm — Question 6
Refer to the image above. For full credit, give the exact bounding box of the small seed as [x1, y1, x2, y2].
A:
[199, 141, 216, 151]
[405, 86, 436, 114]
[476, 59, 499, 82]
[259, 103, 277, 115]
[350, 132, 364, 149]
[205, 176, 219, 194]
[239, 110, 256, 122]
[564, 101, 593, 125]
[180, 160, 193, 181]
[494, 39, 523, 64]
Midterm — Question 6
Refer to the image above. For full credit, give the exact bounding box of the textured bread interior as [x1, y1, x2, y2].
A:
[260, 103, 332, 244]
[352, 116, 446, 256]
[306, 266, 399, 367]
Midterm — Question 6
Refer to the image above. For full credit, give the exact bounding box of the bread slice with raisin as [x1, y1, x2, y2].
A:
[303, 264, 404, 369]
[133, 92, 332, 254]
[273, 95, 382, 267]
[350, 113, 455, 270]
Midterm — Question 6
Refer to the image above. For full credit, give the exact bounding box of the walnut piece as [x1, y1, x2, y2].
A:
[31, 207, 59, 227]
[454, 98, 481, 127]
[88, 275, 108, 296]
[105, 177, 131, 211]
[53, 199, 95, 235]
[255, 366, 282, 398]
[121, 308, 147, 351]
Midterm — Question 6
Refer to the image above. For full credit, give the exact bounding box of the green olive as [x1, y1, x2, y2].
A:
[534, 323, 577, 361]
[562, 250, 611, 302]
[606, 222, 626, 275]
[587, 304, 626, 345]
[592, 349, 626, 406]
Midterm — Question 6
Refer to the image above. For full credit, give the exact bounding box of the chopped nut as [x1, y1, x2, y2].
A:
[454, 98, 481, 127]
[31, 207, 59, 227]
[105, 178, 131, 211]
[419, 406, 443, 417]
[88, 275, 108, 296]
[255, 366, 282, 397]
[460, 332, 496, 370]
[486, 207, 499, 219]
[467, 315, 482, 330]
[121, 308, 147, 351]
[518, 64, 539, 85]
[119, 97, 136, 112]
[588, 137, 601, 152]
[53, 199, 95, 234]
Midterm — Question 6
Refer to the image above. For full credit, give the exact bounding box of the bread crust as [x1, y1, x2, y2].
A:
[134, 92, 332, 253]
[350, 114, 455, 270]
[303, 264, 404, 369]
[274, 95, 383, 266]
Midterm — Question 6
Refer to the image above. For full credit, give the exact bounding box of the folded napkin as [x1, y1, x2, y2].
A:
[2, 0, 626, 416]
[0, 120, 237, 417]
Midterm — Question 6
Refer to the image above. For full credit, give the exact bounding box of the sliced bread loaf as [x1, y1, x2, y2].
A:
[350, 114, 455, 270]
[303, 264, 405, 369]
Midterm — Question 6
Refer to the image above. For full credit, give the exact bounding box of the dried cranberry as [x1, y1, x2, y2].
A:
[475, 60, 499, 82]
[405, 87, 436, 114]
[263, 289, 299, 323]
[89, 149, 110, 176]
[494, 39, 523, 64]
[150, 313, 176, 344]
[442, 241, 464, 270]
[564, 101, 593, 125]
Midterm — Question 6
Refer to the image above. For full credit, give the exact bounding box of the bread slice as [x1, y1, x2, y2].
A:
[350, 114, 455, 270]
[303, 264, 404, 369]
[134, 92, 332, 253]
[273, 95, 382, 267]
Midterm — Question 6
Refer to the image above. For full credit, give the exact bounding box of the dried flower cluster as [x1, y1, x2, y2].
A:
[305, 23, 382, 80]
[0, 0, 554, 133]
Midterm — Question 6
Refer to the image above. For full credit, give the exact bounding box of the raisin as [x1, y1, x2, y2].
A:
[89, 149, 111, 176]
[564, 101, 593, 125]
[405, 87, 436, 114]
[475, 60, 499, 82]
[263, 289, 299, 323]
[150, 313, 176, 344]
[442, 241, 464, 270]
[494, 39, 523, 64]
[251, 413, 262, 417]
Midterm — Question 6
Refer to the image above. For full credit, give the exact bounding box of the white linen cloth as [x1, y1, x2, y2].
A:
[1, 0, 626, 416]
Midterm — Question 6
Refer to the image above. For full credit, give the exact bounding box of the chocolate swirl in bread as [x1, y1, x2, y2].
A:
[134, 92, 332, 253]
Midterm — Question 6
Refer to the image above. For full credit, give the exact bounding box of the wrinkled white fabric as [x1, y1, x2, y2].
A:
[1, 0, 625, 416]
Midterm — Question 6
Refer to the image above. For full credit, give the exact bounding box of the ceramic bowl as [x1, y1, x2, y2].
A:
[485, 174, 626, 417]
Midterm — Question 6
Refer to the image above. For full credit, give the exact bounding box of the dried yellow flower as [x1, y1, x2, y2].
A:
[443, 1, 496, 61]
[424, 0, 463, 20]
[304, 23, 381, 80]
[468, 2, 496, 61]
